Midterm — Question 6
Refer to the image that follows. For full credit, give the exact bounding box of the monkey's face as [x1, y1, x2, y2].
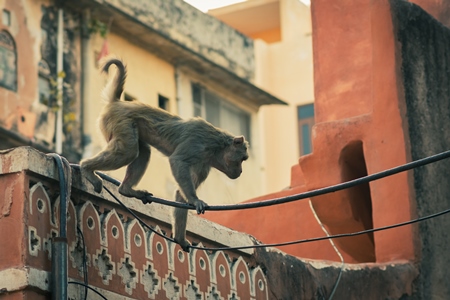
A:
[223, 136, 249, 179]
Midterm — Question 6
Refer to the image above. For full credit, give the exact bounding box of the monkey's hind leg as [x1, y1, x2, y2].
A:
[173, 190, 191, 252]
[80, 158, 104, 193]
[118, 141, 153, 204]
[80, 123, 141, 193]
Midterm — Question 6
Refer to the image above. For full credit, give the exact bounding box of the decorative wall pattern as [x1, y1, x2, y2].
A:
[26, 181, 268, 299]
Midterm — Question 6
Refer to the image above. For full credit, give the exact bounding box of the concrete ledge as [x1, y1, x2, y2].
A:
[0, 146, 255, 255]
[0, 267, 49, 294]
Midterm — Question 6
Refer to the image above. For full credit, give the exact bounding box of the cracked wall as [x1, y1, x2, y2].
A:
[101, 0, 255, 80]
[0, 0, 82, 162]
[393, 0, 450, 298]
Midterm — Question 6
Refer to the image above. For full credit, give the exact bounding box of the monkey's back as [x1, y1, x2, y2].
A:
[99, 99, 235, 157]
[98, 100, 176, 140]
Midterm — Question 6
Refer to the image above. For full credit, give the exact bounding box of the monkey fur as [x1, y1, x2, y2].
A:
[80, 58, 249, 252]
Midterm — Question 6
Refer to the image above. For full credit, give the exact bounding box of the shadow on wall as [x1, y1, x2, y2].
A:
[311, 140, 375, 263]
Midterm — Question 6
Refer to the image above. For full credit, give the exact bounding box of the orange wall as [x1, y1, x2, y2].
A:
[205, 0, 418, 264]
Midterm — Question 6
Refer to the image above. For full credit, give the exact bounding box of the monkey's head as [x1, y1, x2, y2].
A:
[222, 136, 249, 179]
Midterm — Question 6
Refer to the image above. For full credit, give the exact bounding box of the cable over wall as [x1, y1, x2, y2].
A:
[71, 148, 450, 252]
[72, 148, 450, 211]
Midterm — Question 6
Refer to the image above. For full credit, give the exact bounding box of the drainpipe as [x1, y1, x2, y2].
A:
[48, 153, 71, 300]
[80, 9, 91, 154]
[55, 8, 64, 154]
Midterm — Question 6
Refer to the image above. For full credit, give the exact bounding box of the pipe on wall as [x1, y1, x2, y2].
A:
[80, 9, 91, 155]
[55, 8, 64, 153]
[48, 153, 71, 300]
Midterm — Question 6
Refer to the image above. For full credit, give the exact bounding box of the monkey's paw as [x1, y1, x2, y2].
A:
[83, 171, 103, 193]
[118, 186, 153, 204]
[139, 191, 154, 204]
[193, 199, 208, 215]
[177, 239, 191, 253]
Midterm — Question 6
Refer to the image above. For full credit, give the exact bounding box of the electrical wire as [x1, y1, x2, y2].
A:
[76, 226, 88, 300]
[74, 148, 450, 251]
[71, 148, 450, 211]
[101, 176, 450, 252]
[189, 206, 450, 251]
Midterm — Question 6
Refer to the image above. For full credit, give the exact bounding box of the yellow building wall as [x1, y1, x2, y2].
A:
[82, 33, 177, 200]
[176, 69, 263, 204]
[208, 0, 314, 195]
[255, 0, 314, 194]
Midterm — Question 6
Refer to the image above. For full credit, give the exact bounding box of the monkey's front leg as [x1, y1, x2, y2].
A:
[173, 191, 191, 252]
[170, 158, 209, 251]
[172, 191, 208, 252]
[169, 157, 209, 213]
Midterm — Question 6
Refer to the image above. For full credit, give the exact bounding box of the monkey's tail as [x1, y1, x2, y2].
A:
[100, 58, 127, 103]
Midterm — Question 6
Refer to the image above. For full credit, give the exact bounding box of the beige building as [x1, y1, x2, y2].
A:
[84, 33, 267, 205]
[0, 0, 313, 206]
[79, 1, 288, 205]
[87, 0, 315, 201]
[0, 0, 289, 206]
[209, 0, 315, 194]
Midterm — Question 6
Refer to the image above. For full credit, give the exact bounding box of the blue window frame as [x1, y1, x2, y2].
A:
[297, 104, 314, 156]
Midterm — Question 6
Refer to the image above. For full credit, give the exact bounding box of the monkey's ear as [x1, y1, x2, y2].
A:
[233, 136, 245, 145]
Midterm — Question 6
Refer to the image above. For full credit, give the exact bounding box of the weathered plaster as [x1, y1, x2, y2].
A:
[0, 146, 421, 299]
[0, 0, 83, 162]
[0, 146, 271, 299]
[255, 247, 417, 300]
[0, 0, 39, 135]
[62, 0, 285, 107]
[105, 0, 254, 80]
[0, 267, 50, 294]
[392, 0, 450, 298]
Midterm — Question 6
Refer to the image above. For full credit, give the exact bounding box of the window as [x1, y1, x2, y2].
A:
[191, 83, 251, 141]
[0, 30, 16, 91]
[298, 104, 314, 156]
[38, 60, 51, 105]
[192, 83, 202, 117]
[158, 94, 169, 110]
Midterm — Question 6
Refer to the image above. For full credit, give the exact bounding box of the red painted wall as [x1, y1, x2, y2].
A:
[203, 0, 433, 264]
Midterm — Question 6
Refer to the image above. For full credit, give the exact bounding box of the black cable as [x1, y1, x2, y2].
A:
[71, 148, 450, 211]
[47, 153, 71, 300]
[102, 178, 450, 252]
[189, 206, 450, 251]
[77, 148, 450, 251]
[49, 153, 70, 238]
[68, 281, 108, 300]
[64, 150, 450, 293]
[76, 226, 88, 300]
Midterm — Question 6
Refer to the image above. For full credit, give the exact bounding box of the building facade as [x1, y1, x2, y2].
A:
[210, 0, 315, 193]
[0, 0, 285, 207]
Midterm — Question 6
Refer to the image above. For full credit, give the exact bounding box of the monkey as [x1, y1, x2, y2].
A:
[80, 58, 249, 252]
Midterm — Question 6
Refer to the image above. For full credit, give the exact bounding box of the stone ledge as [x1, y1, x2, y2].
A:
[0, 146, 255, 255]
[0, 267, 50, 294]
